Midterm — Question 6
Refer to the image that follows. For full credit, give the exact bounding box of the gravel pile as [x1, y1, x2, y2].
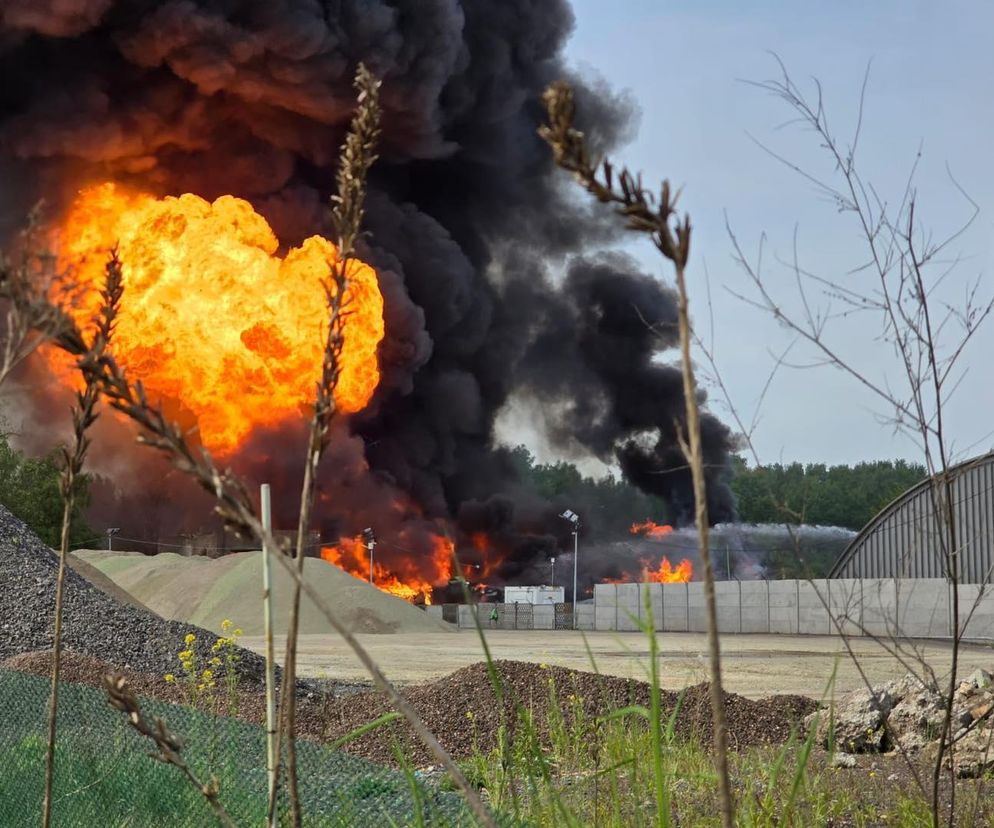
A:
[317, 659, 818, 765]
[0, 505, 268, 685]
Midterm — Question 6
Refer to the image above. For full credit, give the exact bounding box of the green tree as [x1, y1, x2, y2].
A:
[0, 434, 92, 547]
[730, 457, 927, 531]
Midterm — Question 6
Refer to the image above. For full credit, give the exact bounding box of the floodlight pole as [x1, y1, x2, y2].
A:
[550, 557, 555, 589]
[572, 525, 579, 630]
[260, 484, 277, 826]
[363, 529, 377, 583]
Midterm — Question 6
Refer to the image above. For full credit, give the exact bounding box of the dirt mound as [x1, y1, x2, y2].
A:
[73, 549, 453, 636]
[0, 506, 267, 685]
[317, 659, 818, 765]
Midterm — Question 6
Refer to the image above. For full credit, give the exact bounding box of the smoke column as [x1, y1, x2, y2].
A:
[0, 1, 737, 576]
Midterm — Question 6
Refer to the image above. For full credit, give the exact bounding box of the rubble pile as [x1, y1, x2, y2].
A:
[811, 668, 994, 777]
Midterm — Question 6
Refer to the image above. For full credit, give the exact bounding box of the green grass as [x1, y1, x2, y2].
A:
[0, 668, 475, 827]
[445, 586, 988, 827]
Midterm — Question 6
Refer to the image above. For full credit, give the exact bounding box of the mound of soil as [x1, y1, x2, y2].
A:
[0, 506, 268, 684]
[73, 549, 453, 636]
[316, 660, 818, 765]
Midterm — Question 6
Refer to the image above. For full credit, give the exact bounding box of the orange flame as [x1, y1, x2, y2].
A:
[641, 556, 693, 583]
[630, 520, 674, 539]
[52, 182, 384, 455]
[320, 533, 456, 605]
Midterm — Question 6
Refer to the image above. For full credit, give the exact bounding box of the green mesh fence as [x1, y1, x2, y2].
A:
[0, 669, 481, 827]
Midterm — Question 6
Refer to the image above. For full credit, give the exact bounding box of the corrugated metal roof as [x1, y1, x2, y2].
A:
[829, 452, 994, 583]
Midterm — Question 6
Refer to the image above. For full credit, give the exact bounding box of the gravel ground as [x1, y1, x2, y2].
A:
[0, 505, 269, 685]
[1, 650, 815, 769]
[315, 659, 817, 765]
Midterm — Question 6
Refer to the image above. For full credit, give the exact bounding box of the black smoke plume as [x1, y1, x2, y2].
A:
[0, 0, 736, 582]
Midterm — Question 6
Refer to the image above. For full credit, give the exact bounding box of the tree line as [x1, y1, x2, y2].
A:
[728, 456, 926, 531]
[0, 431, 925, 549]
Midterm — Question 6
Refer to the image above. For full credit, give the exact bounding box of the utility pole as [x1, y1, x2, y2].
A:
[362, 528, 376, 583]
[550, 556, 555, 589]
[260, 484, 277, 826]
[572, 525, 579, 629]
[559, 509, 581, 629]
[106, 528, 120, 551]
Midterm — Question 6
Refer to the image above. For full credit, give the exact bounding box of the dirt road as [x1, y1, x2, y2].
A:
[241, 630, 992, 699]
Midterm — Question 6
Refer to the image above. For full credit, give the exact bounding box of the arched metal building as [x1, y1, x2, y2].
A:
[829, 451, 994, 583]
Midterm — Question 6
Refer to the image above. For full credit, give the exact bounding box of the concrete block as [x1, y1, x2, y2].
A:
[738, 581, 770, 633]
[595, 606, 617, 631]
[594, 583, 617, 608]
[639, 583, 663, 630]
[616, 583, 641, 632]
[687, 582, 708, 633]
[457, 604, 480, 628]
[576, 604, 595, 632]
[797, 580, 830, 635]
[829, 578, 863, 636]
[740, 605, 769, 633]
[661, 584, 689, 632]
[714, 581, 740, 633]
[768, 580, 798, 635]
[896, 579, 949, 638]
[862, 579, 898, 638]
[959, 584, 994, 642]
[533, 604, 554, 630]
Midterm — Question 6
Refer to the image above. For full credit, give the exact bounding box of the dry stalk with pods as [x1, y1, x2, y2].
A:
[728, 59, 994, 827]
[103, 673, 238, 828]
[274, 62, 381, 827]
[41, 252, 123, 828]
[0, 87, 496, 828]
[0, 210, 68, 388]
[539, 79, 737, 828]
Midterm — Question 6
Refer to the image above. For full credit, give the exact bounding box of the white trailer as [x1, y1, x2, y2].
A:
[503, 585, 564, 605]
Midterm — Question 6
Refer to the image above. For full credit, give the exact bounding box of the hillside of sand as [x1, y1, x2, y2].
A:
[73, 550, 454, 636]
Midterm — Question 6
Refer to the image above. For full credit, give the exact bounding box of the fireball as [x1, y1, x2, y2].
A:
[53, 182, 384, 455]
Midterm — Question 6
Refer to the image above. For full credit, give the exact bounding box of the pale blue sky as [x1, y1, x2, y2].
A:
[559, 0, 994, 467]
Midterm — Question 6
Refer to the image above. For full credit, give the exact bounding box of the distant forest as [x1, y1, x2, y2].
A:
[0, 430, 926, 549]
[510, 445, 926, 536]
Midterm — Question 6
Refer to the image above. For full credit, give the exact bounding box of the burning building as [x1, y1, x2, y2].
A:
[0, 0, 736, 603]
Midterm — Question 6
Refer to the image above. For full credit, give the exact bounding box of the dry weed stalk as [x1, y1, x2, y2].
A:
[274, 62, 381, 826]
[540, 80, 736, 828]
[41, 253, 122, 827]
[103, 672, 237, 828]
[0, 210, 69, 387]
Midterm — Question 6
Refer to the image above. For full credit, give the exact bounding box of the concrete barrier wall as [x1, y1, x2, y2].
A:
[593, 578, 993, 642]
[451, 602, 595, 631]
[437, 580, 991, 640]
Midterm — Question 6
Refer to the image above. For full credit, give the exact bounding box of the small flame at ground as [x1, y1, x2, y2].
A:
[641, 556, 693, 583]
[320, 534, 456, 604]
[630, 519, 674, 539]
[51, 182, 385, 455]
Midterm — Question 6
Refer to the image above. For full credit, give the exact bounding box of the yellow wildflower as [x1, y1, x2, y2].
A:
[184, 633, 196, 645]
[211, 657, 221, 666]
[233, 628, 243, 637]
[212, 640, 223, 652]
[202, 669, 214, 682]
[221, 619, 232, 631]
[178, 649, 193, 661]
[164, 674, 175, 683]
